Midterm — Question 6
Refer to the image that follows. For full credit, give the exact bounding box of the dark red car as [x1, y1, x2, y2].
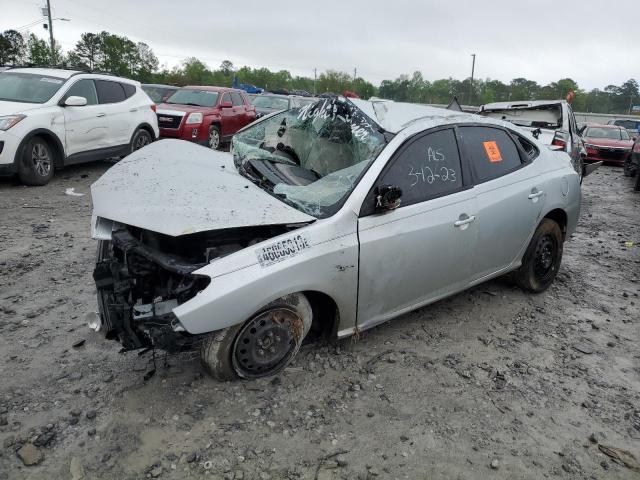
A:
[582, 124, 633, 166]
[156, 86, 256, 150]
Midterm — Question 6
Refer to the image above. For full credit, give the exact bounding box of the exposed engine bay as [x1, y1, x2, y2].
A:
[92, 223, 295, 351]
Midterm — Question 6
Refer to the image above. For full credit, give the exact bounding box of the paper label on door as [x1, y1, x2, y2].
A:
[483, 141, 503, 163]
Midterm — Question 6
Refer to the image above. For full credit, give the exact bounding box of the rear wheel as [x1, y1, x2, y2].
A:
[130, 128, 152, 153]
[514, 219, 563, 293]
[18, 136, 55, 186]
[200, 293, 312, 381]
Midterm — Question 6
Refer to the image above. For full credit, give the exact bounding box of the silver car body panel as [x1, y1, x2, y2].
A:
[91, 101, 581, 340]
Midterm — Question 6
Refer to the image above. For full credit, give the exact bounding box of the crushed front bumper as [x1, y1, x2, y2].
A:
[93, 228, 210, 351]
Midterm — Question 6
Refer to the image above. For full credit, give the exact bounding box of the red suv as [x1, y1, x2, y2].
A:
[156, 86, 256, 149]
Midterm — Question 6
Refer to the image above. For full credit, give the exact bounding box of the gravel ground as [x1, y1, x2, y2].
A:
[0, 161, 639, 480]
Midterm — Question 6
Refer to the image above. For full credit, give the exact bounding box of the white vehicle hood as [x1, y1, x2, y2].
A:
[0, 100, 47, 116]
[91, 139, 315, 237]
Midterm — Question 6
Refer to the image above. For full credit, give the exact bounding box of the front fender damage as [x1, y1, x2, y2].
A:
[93, 223, 303, 352]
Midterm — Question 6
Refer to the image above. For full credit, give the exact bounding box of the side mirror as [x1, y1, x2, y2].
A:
[220, 101, 233, 109]
[64, 96, 88, 107]
[375, 185, 402, 212]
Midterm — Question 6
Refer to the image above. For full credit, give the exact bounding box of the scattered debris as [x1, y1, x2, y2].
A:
[17, 443, 43, 466]
[598, 445, 640, 473]
[65, 188, 84, 197]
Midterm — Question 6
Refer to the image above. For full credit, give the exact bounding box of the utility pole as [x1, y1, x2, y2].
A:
[468, 53, 476, 106]
[45, 0, 55, 65]
[353, 67, 357, 82]
[313, 68, 317, 96]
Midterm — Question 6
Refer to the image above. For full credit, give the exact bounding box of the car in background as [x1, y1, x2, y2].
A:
[624, 135, 640, 190]
[142, 84, 179, 104]
[582, 124, 633, 167]
[156, 86, 256, 150]
[91, 97, 580, 380]
[251, 94, 318, 119]
[0, 67, 158, 185]
[479, 100, 589, 180]
[607, 119, 640, 139]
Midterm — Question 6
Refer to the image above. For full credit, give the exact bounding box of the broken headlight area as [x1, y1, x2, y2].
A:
[92, 224, 294, 352]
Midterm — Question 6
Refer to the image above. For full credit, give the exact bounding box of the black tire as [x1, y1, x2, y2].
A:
[208, 125, 221, 150]
[200, 293, 312, 381]
[130, 128, 153, 153]
[514, 218, 563, 293]
[623, 159, 634, 177]
[18, 136, 55, 186]
[635, 170, 640, 191]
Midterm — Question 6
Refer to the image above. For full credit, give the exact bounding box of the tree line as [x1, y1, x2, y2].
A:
[1, 29, 637, 114]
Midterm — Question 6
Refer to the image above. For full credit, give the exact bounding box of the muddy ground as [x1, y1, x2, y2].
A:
[0, 161, 639, 480]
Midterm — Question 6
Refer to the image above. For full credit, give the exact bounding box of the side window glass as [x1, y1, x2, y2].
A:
[222, 93, 231, 105]
[231, 92, 243, 106]
[65, 79, 97, 105]
[121, 83, 136, 99]
[95, 80, 126, 104]
[378, 128, 463, 207]
[460, 126, 522, 184]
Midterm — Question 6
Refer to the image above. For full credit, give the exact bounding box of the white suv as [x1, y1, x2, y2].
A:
[0, 68, 159, 185]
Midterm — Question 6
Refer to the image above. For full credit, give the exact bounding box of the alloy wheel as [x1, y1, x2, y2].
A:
[32, 143, 51, 177]
[208, 128, 220, 149]
[134, 131, 151, 150]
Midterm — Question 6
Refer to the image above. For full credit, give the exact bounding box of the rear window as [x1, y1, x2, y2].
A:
[231, 92, 244, 106]
[95, 80, 126, 104]
[460, 126, 523, 184]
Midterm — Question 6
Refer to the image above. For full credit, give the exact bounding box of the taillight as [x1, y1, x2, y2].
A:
[551, 131, 568, 151]
[150, 104, 157, 113]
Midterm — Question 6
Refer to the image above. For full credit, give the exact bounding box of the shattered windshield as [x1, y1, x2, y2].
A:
[481, 104, 563, 129]
[232, 98, 387, 218]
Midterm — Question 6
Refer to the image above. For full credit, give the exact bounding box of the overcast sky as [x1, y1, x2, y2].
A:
[2, 0, 637, 89]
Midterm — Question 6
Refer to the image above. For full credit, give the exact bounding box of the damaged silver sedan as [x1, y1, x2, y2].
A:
[91, 97, 580, 380]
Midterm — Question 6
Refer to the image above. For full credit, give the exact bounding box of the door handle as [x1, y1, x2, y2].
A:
[454, 215, 476, 227]
[96, 113, 106, 117]
[129, 108, 137, 112]
[528, 190, 544, 199]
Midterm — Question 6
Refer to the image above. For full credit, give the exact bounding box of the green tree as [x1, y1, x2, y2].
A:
[0, 29, 26, 65]
[220, 60, 234, 76]
[182, 57, 212, 84]
[26, 34, 51, 65]
[69, 32, 103, 70]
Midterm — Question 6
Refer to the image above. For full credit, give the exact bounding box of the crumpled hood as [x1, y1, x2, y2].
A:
[91, 139, 315, 237]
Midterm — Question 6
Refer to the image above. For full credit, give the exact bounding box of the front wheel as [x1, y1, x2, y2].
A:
[200, 293, 312, 381]
[18, 136, 55, 186]
[208, 125, 221, 150]
[514, 218, 563, 293]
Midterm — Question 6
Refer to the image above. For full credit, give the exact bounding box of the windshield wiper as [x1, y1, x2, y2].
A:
[166, 101, 203, 107]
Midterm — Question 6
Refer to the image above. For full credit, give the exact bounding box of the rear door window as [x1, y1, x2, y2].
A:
[459, 126, 523, 184]
[64, 79, 98, 105]
[221, 93, 231, 105]
[231, 92, 244, 106]
[375, 128, 464, 208]
[95, 80, 126, 104]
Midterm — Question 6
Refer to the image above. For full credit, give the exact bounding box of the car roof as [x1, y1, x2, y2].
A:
[183, 85, 243, 93]
[5, 67, 81, 79]
[480, 100, 566, 110]
[142, 83, 179, 89]
[349, 98, 476, 134]
[585, 124, 623, 129]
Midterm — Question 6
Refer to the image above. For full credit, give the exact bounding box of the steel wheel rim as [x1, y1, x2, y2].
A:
[134, 132, 151, 150]
[208, 128, 220, 149]
[232, 308, 303, 378]
[32, 143, 51, 177]
[534, 234, 557, 281]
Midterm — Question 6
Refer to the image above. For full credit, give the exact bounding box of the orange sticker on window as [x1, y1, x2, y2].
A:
[483, 141, 503, 163]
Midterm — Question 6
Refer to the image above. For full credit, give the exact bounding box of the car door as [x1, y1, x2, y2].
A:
[357, 127, 478, 329]
[94, 80, 131, 147]
[219, 92, 236, 136]
[230, 92, 246, 130]
[458, 125, 544, 280]
[60, 79, 107, 156]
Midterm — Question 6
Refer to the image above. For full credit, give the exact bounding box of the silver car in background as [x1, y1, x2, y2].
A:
[91, 97, 580, 380]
